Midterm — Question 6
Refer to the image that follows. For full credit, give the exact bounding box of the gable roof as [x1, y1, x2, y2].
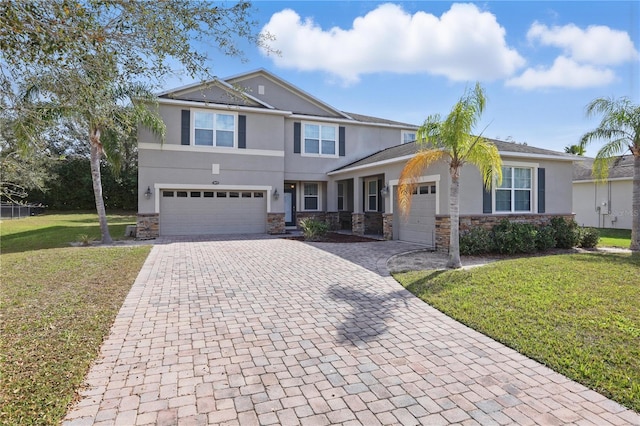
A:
[155, 69, 418, 128]
[330, 139, 576, 174]
[573, 155, 635, 181]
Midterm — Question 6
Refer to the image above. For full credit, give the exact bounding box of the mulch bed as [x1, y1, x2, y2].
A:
[283, 232, 381, 243]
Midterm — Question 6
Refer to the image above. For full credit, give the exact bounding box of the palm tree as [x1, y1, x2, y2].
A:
[564, 144, 586, 155]
[580, 96, 640, 253]
[16, 60, 165, 244]
[398, 83, 502, 269]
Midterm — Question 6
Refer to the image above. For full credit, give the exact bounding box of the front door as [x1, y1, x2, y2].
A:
[284, 184, 296, 227]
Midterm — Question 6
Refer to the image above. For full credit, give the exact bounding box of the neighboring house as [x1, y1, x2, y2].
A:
[573, 156, 634, 229]
[137, 69, 576, 250]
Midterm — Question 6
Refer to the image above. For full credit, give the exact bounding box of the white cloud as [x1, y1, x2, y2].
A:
[506, 56, 615, 90]
[527, 22, 639, 65]
[260, 3, 525, 84]
[508, 21, 637, 90]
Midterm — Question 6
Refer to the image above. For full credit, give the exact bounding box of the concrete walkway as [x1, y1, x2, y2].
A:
[64, 236, 639, 425]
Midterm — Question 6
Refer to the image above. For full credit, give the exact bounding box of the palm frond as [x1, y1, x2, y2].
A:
[397, 150, 444, 218]
[463, 138, 503, 188]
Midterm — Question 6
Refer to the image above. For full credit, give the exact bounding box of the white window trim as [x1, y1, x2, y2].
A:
[302, 182, 322, 211]
[401, 130, 416, 144]
[337, 182, 346, 211]
[191, 108, 238, 149]
[301, 121, 339, 158]
[365, 178, 378, 212]
[493, 161, 539, 214]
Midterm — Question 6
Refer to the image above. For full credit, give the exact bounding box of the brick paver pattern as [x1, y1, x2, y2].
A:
[64, 236, 639, 425]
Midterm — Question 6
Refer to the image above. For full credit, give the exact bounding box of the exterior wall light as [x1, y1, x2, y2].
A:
[144, 186, 153, 199]
[273, 188, 279, 200]
[380, 185, 389, 197]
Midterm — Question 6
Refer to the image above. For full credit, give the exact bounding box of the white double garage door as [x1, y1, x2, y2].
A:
[396, 183, 437, 248]
[159, 189, 267, 236]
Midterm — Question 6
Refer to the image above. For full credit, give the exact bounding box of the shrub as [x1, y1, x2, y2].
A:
[551, 217, 581, 249]
[535, 225, 557, 251]
[299, 218, 329, 241]
[579, 227, 600, 248]
[460, 227, 493, 255]
[491, 219, 538, 254]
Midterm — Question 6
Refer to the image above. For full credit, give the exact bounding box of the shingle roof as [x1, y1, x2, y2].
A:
[332, 139, 575, 172]
[342, 112, 418, 128]
[573, 155, 635, 180]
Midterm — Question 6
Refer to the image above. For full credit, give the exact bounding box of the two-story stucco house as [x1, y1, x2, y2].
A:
[137, 69, 576, 250]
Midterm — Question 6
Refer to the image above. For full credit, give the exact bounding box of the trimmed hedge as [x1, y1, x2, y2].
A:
[460, 217, 598, 255]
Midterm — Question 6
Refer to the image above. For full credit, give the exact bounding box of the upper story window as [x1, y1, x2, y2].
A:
[303, 123, 337, 157]
[193, 111, 235, 147]
[402, 131, 416, 144]
[495, 166, 532, 212]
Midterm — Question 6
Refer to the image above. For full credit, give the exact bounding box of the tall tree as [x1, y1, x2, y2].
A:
[2, 1, 270, 243]
[580, 96, 640, 253]
[398, 83, 502, 269]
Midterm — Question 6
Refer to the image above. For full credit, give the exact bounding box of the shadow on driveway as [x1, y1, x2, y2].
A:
[328, 284, 412, 345]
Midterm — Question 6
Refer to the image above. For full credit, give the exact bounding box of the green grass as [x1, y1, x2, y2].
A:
[0, 212, 151, 425]
[0, 211, 137, 254]
[394, 253, 640, 412]
[596, 228, 632, 248]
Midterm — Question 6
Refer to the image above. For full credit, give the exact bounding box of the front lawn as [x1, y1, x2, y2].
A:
[394, 253, 640, 412]
[596, 228, 632, 249]
[0, 211, 137, 254]
[0, 212, 151, 425]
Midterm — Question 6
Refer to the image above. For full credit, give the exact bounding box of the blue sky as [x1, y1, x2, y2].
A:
[162, 1, 639, 157]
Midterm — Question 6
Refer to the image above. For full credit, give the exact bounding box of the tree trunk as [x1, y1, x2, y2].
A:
[631, 154, 639, 253]
[90, 130, 113, 244]
[447, 172, 462, 269]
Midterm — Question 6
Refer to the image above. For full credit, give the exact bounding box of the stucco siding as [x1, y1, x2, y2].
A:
[574, 180, 632, 229]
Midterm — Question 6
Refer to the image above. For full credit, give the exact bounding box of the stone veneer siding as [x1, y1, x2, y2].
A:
[435, 213, 576, 253]
[325, 212, 340, 231]
[295, 212, 326, 228]
[382, 213, 393, 240]
[267, 213, 286, 234]
[364, 212, 383, 235]
[136, 213, 159, 239]
[339, 211, 352, 230]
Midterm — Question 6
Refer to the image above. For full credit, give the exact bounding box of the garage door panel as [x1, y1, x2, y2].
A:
[160, 190, 267, 236]
[397, 184, 436, 247]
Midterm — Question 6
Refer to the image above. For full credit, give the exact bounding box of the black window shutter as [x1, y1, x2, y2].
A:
[482, 184, 492, 214]
[238, 115, 246, 149]
[294, 122, 301, 153]
[538, 168, 546, 213]
[377, 178, 383, 212]
[339, 126, 345, 157]
[181, 110, 190, 145]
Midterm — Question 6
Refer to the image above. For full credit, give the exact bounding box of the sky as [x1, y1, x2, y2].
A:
[161, 1, 639, 157]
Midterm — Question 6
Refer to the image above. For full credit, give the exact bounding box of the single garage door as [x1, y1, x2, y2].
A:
[160, 189, 267, 236]
[397, 183, 436, 247]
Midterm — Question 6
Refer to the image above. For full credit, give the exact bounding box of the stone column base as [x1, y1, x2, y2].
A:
[382, 213, 393, 240]
[136, 213, 159, 239]
[267, 213, 286, 234]
[352, 213, 365, 235]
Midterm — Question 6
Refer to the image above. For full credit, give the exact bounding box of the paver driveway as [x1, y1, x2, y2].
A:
[64, 236, 639, 425]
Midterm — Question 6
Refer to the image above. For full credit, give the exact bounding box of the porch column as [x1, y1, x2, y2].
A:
[352, 177, 364, 235]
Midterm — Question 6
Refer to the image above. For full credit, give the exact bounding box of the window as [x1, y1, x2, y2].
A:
[241, 192, 252, 198]
[304, 183, 319, 210]
[402, 131, 416, 144]
[162, 191, 174, 197]
[190, 191, 201, 197]
[176, 191, 187, 198]
[419, 185, 429, 194]
[337, 183, 345, 211]
[204, 192, 214, 198]
[216, 192, 227, 198]
[193, 111, 235, 147]
[366, 179, 378, 212]
[303, 123, 337, 156]
[496, 166, 532, 212]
